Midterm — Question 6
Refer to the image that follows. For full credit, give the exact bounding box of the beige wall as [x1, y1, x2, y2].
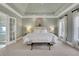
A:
[22, 18, 58, 35]
[16, 18, 22, 38]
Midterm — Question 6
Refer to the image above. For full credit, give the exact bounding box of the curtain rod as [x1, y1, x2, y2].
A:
[59, 14, 68, 19]
[72, 8, 79, 13]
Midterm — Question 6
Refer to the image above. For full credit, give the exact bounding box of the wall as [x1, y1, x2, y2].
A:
[44, 18, 58, 35]
[0, 4, 23, 39]
[59, 5, 79, 44]
[16, 18, 22, 38]
[22, 18, 33, 35]
[22, 18, 58, 35]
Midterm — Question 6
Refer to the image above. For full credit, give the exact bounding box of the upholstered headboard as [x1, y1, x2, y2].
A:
[33, 27, 49, 33]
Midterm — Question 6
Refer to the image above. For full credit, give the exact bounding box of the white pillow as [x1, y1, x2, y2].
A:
[33, 27, 48, 33]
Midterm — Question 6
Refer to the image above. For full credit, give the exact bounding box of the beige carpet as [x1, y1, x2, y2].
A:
[0, 39, 79, 56]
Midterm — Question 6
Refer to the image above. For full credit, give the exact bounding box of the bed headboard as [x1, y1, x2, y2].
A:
[33, 27, 49, 33]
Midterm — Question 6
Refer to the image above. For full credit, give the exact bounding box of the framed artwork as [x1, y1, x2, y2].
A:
[35, 17, 44, 27]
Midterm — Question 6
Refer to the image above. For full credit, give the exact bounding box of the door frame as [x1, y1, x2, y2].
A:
[7, 17, 16, 45]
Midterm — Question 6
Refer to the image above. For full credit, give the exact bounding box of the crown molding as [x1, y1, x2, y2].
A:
[0, 3, 78, 19]
[57, 3, 79, 17]
[22, 15, 58, 18]
[22, 4, 78, 18]
[1, 3, 23, 18]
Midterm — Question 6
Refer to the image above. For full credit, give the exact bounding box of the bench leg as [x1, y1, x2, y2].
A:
[31, 43, 33, 50]
[48, 43, 51, 50]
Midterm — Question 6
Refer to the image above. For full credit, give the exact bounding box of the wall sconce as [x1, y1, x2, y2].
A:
[26, 25, 32, 33]
[49, 26, 55, 33]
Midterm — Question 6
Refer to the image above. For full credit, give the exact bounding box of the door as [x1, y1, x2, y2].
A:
[9, 17, 16, 41]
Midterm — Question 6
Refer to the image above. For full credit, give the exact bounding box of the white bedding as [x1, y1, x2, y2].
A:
[23, 31, 58, 44]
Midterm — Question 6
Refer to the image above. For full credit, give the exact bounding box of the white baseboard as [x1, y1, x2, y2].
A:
[59, 38, 75, 47]
[0, 45, 6, 49]
[59, 38, 66, 43]
[66, 41, 74, 47]
[0, 40, 16, 49]
[6, 36, 23, 46]
[5, 36, 23, 46]
[0, 36, 23, 49]
[16, 36, 23, 41]
[75, 46, 79, 50]
[6, 40, 16, 46]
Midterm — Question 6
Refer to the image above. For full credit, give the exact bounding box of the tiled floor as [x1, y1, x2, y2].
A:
[0, 39, 79, 56]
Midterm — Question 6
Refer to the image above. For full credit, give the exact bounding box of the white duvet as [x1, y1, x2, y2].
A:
[23, 31, 58, 44]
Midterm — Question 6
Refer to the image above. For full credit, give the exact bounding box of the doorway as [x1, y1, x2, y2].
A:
[9, 17, 16, 42]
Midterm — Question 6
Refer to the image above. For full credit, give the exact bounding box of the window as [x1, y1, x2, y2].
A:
[73, 11, 79, 42]
[0, 13, 7, 41]
[58, 16, 67, 40]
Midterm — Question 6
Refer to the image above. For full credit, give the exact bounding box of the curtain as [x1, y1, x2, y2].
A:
[58, 16, 67, 40]
[73, 11, 79, 41]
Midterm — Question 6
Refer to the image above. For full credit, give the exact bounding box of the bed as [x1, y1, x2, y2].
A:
[23, 27, 58, 50]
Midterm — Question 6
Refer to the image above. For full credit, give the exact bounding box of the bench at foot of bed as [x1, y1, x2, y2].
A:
[29, 43, 53, 50]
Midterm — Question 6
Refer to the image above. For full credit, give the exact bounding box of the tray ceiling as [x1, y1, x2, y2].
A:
[7, 3, 73, 16]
